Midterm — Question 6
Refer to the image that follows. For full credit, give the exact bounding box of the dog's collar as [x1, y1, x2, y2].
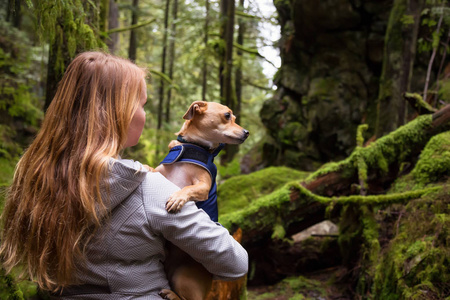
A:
[177, 135, 225, 155]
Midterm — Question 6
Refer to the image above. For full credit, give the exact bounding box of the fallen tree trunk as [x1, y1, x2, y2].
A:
[220, 182, 441, 246]
[303, 104, 450, 196]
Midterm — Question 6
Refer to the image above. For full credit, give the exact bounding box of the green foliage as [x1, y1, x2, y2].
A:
[0, 21, 43, 161]
[34, 0, 106, 73]
[217, 166, 309, 216]
[418, 1, 450, 53]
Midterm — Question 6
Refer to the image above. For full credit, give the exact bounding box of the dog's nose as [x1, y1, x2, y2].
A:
[243, 129, 249, 137]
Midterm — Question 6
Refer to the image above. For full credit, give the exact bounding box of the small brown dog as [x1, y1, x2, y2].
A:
[155, 101, 249, 300]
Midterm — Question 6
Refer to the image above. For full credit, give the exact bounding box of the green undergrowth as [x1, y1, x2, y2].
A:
[217, 166, 309, 216]
[0, 157, 17, 212]
[247, 275, 328, 300]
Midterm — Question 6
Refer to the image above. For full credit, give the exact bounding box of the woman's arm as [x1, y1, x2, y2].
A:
[142, 172, 248, 280]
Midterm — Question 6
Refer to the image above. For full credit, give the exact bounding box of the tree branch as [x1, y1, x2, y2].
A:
[423, 9, 444, 101]
[233, 42, 277, 68]
[105, 18, 155, 34]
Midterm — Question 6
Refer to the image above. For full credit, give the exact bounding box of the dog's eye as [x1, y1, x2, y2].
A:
[224, 112, 231, 120]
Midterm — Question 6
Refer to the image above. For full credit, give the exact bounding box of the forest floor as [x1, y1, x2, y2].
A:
[247, 266, 353, 300]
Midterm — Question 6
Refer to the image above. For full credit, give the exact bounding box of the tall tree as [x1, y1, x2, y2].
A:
[129, 0, 140, 61]
[219, 0, 237, 164]
[107, 0, 119, 54]
[6, 0, 21, 28]
[158, 0, 171, 129]
[165, 0, 178, 123]
[235, 0, 245, 125]
[221, 0, 236, 108]
[202, 0, 210, 101]
[375, 0, 425, 137]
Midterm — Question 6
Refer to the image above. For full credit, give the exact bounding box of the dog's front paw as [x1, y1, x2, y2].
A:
[159, 289, 181, 300]
[143, 164, 156, 172]
[166, 192, 188, 213]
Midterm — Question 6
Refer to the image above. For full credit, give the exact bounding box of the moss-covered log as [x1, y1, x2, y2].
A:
[220, 180, 440, 246]
[303, 104, 450, 196]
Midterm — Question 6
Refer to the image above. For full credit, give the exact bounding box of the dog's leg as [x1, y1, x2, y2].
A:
[165, 243, 213, 300]
[165, 172, 211, 213]
[170, 262, 212, 300]
[159, 289, 181, 300]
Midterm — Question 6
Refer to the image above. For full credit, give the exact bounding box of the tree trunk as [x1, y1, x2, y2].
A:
[158, 0, 171, 129]
[107, 0, 119, 54]
[7, 0, 21, 28]
[45, 28, 71, 111]
[222, 0, 235, 108]
[219, 0, 236, 165]
[201, 0, 210, 101]
[165, 0, 178, 123]
[234, 0, 244, 125]
[99, 0, 109, 35]
[128, 0, 139, 62]
[218, 0, 227, 100]
[375, 0, 424, 137]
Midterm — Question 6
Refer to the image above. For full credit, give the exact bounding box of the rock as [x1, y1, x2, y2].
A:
[292, 220, 339, 243]
[258, 0, 392, 171]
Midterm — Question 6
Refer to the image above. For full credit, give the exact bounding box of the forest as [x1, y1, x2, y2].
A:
[0, 0, 449, 299]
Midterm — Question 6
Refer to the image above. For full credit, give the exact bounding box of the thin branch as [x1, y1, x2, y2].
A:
[235, 10, 260, 19]
[424, 9, 444, 101]
[434, 28, 450, 106]
[149, 69, 180, 91]
[105, 18, 155, 34]
[233, 42, 277, 68]
[242, 78, 272, 91]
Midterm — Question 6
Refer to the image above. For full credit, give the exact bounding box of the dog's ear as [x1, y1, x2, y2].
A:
[183, 101, 208, 120]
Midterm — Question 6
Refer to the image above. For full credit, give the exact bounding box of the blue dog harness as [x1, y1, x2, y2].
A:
[159, 142, 225, 222]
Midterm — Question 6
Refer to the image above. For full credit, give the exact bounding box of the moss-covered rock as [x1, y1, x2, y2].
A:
[259, 0, 392, 170]
[412, 131, 450, 186]
[371, 189, 450, 299]
[217, 166, 309, 216]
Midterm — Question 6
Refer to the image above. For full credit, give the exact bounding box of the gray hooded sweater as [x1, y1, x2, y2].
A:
[52, 158, 248, 299]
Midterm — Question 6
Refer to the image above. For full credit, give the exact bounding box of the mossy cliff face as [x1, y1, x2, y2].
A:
[260, 0, 391, 170]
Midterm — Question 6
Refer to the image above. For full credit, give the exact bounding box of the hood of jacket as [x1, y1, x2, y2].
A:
[101, 158, 148, 213]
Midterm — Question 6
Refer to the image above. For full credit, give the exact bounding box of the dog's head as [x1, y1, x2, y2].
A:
[177, 101, 249, 148]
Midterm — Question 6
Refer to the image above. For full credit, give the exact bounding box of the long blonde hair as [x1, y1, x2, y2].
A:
[0, 51, 146, 291]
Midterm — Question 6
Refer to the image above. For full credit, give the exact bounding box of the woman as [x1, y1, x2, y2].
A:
[0, 51, 248, 299]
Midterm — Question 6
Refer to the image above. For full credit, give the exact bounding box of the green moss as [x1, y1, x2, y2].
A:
[217, 158, 242, 180]
[217, 166, 309, 216]
[220, 173, 440, 241]
[247, 275, 327, 300]
[438, 78, 450, 101]
[403, 92, 435, 113]
[412, 131, 450, 185]
[271, 218, 286, 240]
[306, 114, 433, 183]
[371, 189, 450, 299]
